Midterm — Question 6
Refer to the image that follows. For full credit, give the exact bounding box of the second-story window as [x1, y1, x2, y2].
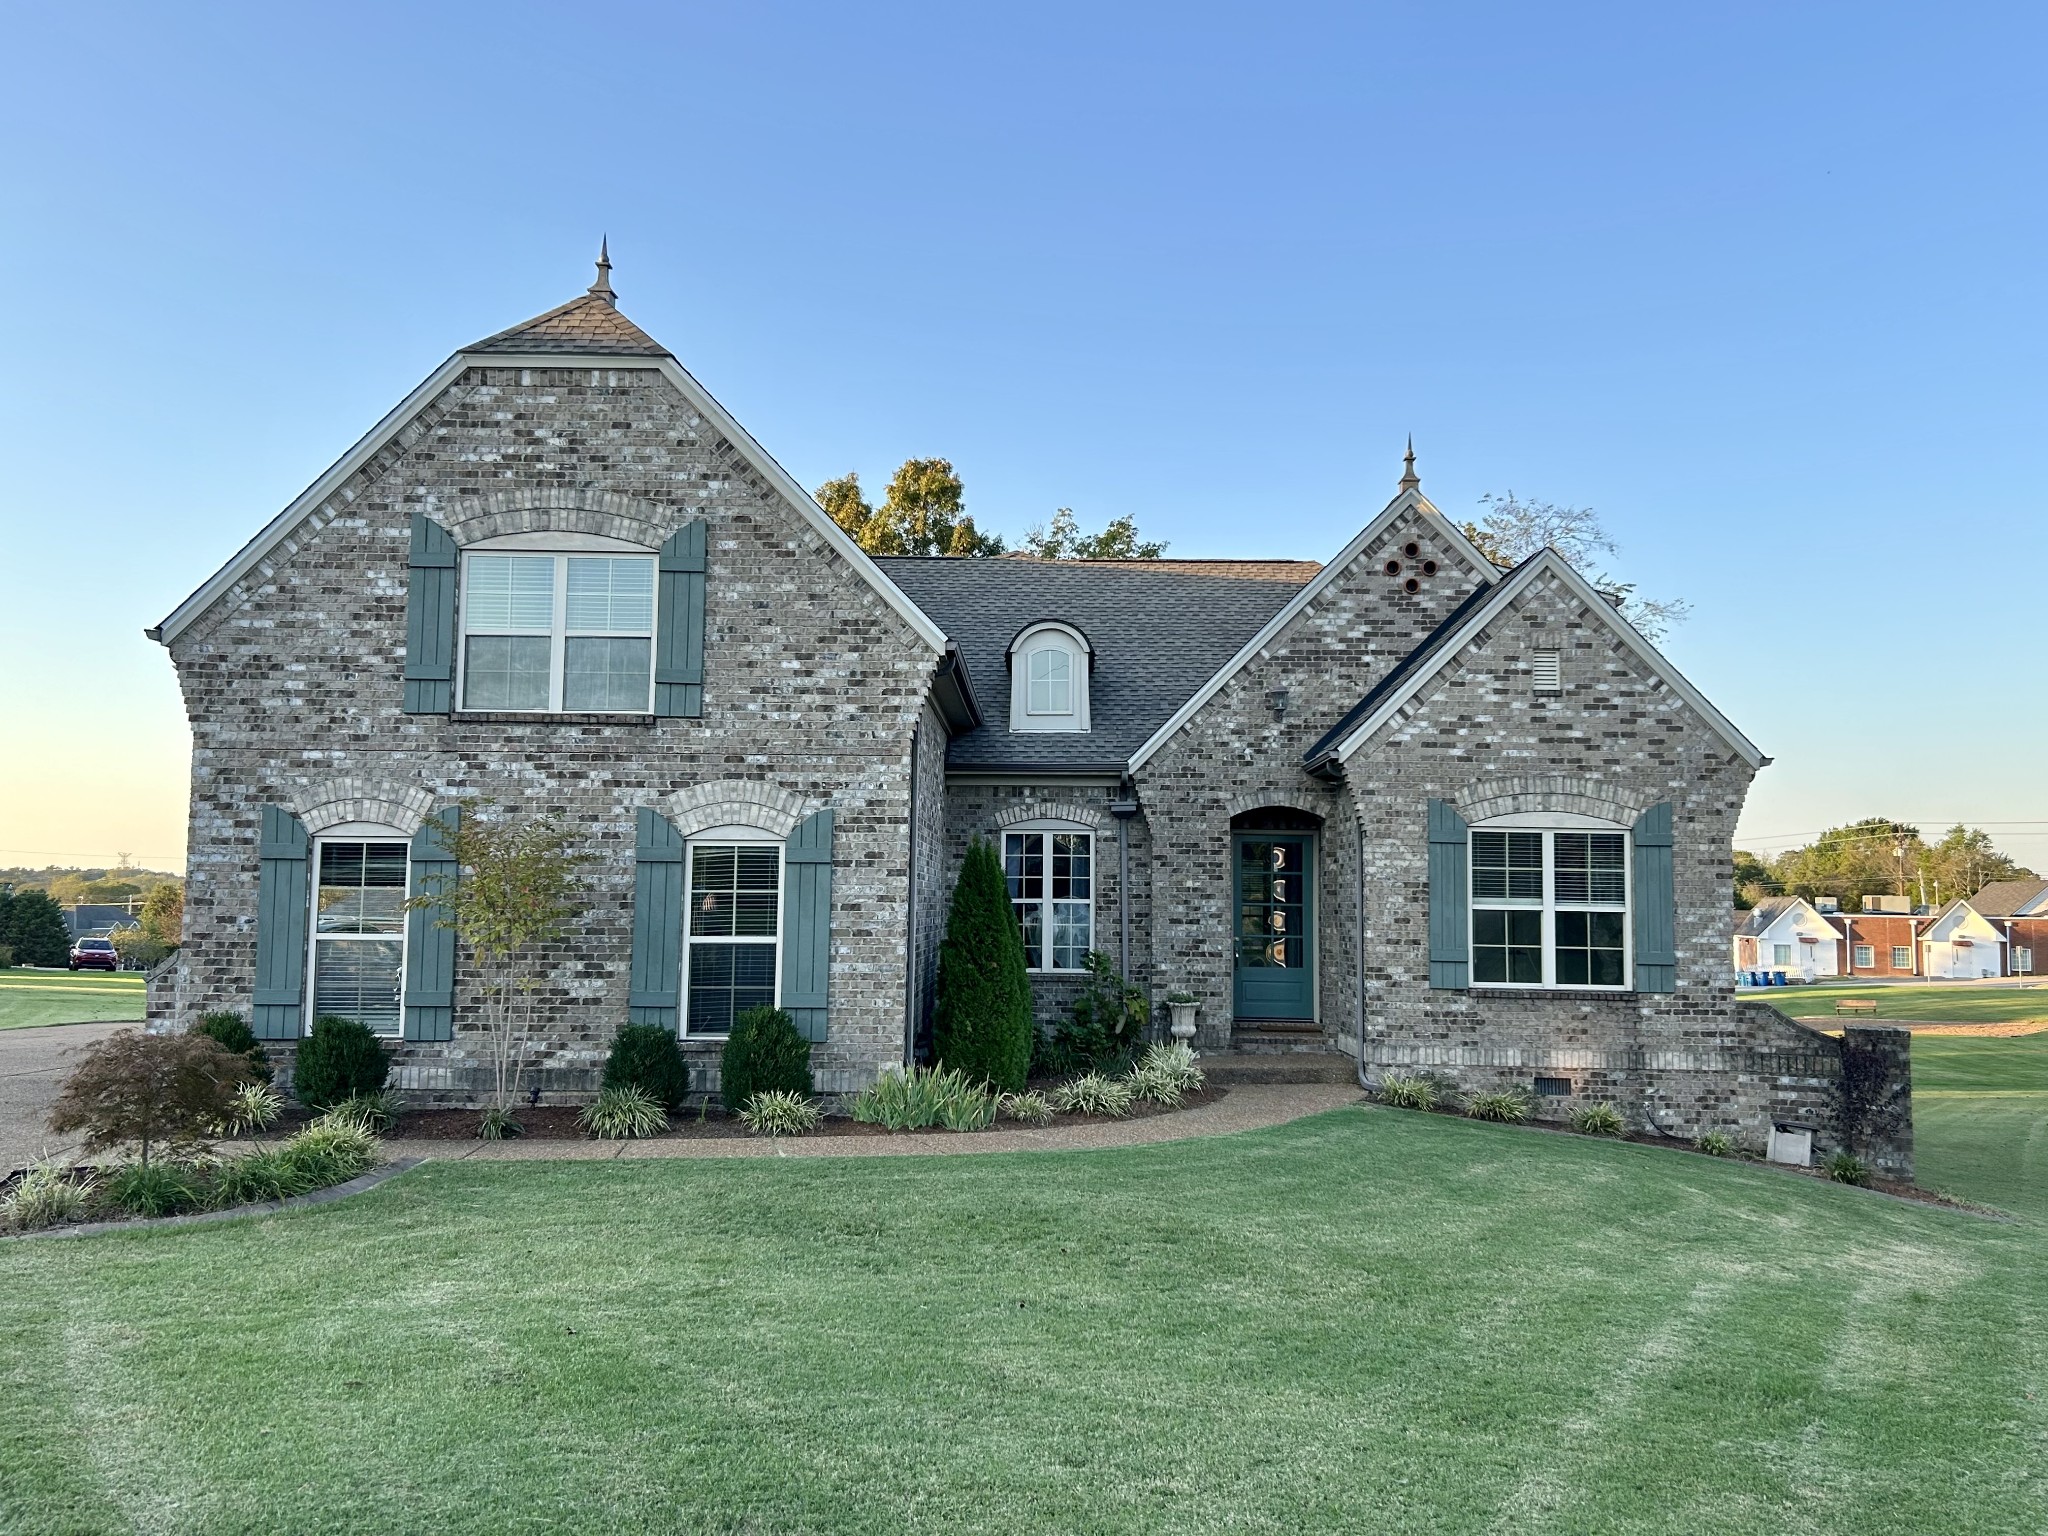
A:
[459, 551, 656, 713]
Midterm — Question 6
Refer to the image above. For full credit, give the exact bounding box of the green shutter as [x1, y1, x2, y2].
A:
[252, 805, 311, 1040]
[404, 805, 461, 1042]
[654, 522, 706, 718]
[1427, 799, 1470, 989]
[403, 513, 459, 714]
[1632, 801, 1677, 993]
[781, 808, 834, 1042]
[630, 808, 685, 1029]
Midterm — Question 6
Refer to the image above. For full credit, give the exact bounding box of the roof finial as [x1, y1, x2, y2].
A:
[1398, 434, 1420, 493]
[589, 237, 616, 306]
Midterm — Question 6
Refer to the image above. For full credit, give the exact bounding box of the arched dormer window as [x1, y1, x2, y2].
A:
[1008, 622, 1092, 733]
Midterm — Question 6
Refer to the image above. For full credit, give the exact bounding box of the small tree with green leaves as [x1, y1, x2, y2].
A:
[933, 839, 1034, 1092]
[407, 807, 584, 1119]
[48, 1028, 254, 1166]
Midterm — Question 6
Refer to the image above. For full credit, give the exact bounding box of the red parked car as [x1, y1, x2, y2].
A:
[68, 937, 119, 972]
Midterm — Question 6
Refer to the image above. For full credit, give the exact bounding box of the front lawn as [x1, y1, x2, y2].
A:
[1754, 978, 2048, 1024]
[1914, 1029, 2048, 1220]
[5, 1109, 2045, 1534]
[0, 970, 144, 1030]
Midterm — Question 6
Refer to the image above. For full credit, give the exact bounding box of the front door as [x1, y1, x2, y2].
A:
[1234, 835, 1314, 1020]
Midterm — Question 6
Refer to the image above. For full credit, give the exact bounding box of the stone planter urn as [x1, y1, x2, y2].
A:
[1166, 997, 1199, 1043]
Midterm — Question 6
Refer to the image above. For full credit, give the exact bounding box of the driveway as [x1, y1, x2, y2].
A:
[1, 1021, 125, 1174]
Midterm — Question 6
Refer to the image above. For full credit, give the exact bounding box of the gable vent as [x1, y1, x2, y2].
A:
[1531, 650, 1561, 693]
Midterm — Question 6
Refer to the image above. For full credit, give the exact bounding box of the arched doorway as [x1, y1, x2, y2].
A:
[1229, 808, 1323, 1023]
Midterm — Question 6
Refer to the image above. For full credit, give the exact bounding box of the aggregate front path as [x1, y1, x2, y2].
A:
[381, 1082, 1368, 1163]
[0, 1020, 126, 1174]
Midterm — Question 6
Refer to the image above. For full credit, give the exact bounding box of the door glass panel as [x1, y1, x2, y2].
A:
[1237, 839, 1307, 970]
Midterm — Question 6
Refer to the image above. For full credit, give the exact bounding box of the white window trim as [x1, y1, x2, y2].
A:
[1007, 622, 1091, 733]
[680, 829, 783, 1039]
[306, 829, 410, 1040]
[455, 545, 658, 714]
[1772, 943, 1794, 967]
[1853, 944, 1875, 969]
[1469, 815, 1631, 990]
[1003, 823, 1095, 973]
[1891, 945, 1912, 970]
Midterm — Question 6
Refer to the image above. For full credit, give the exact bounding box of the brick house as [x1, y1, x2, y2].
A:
[1966, 879, 2048, 977]
[144, 259, 1910, 1170]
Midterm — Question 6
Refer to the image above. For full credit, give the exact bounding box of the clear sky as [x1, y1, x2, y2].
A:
[2, 2, 2042, 874]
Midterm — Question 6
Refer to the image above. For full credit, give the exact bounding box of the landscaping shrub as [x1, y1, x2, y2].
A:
[849, 1065, 991, 1132]
[323, 1091, 400, 1135]
[293, 1016, 392, 1111]
[1034, 952, 1151, 1078]
[477, 1106, 520, 1141]
[603, 1023, 691, 1112]
[1377, 1074, 1438, 1111]
[1051, 1073, 1133, 1118]
[997, 1090, 1054, 1127]
[1697, 1130, 1734, 1158]
[739, 1089, 823, 1137]
[109, 1161, 206, 1218]
[280, 1116, 380, 1186]
[580, 1085, 669, 1140]
[209, 1148, 310, 1207]
[1, 1161, 97, 1231]
[0, 942, 15, 969]
[4, 889, 70, 968]
[1128, 1042, 1205, 1107]
[721, 1006, 813, 1112]
[1466, 1089, 1531, 1124]
[1569, 1103, 1626, 1137]
[935, 1078, 996, 1132]
[932, 840, 1033, 1093]
[1825, 1150, 1871, 1186]
[194, 1011, 271, 1081]
[48, 1028, 256, 1165]
[221, 1081, 285, 1137]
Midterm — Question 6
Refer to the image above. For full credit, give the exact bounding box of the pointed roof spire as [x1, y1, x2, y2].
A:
[588, 236, 616, 307]
[1398, 435, 1420, 493]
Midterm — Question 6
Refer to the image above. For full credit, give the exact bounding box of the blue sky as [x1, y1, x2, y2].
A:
[2, 1, 2043, 872]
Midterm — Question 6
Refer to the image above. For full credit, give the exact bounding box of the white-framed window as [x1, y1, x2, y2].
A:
[1891, 945, 1912, 970]
[1853, 943, 1875, 968]
[1470, 815, 1628, 988]
[458, 536, 656, 713]
[1772, 943, 1793, 967]
[310, 832, 408, 1038]
[1007, 622, 1091, 733]
[683, 833, 781, 1036]
[1004, 827, 1093, 971]
[2015, 946, 2034, 975]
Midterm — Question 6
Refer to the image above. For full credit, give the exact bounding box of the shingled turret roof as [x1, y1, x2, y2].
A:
[467, 241, 672, 356]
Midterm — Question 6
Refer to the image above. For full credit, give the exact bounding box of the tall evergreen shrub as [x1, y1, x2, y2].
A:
[7, 891, 71, 968]
[194, 1010, 272, 1082]
[933, 839, 1033, 1093]
[720, 1006, 814, 1112]
[604, 1023, 691, 1111]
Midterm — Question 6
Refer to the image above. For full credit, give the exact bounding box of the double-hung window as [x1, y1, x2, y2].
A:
[1890, 945, 1911, 970]
[1470, 823, 1628, 988]
[459, 547, 656, 712]
[1853, 943, 1875, 968]
[684, 839, 781, 1035]
[311, 837, 408, 1037]
[1004, 829, 1092, 971]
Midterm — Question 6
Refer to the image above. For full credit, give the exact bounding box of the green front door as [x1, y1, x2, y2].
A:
[1234, 835, 1314, 1020]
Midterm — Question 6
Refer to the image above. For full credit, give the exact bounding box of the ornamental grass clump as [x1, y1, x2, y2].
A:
[1, 1161, 97, 1232]
[1127, 1042, 1205, 1107]
[1570, 1102, 1626, 1137]
[1825, 1150, 1871, 1186]
[1697, 1130, 1734, 1157]
[579, 1085, 669, 1140]
[477, 1105, 521, 1141]
[996, 1090, 1054, 1127]
[109, 1162, 206, 1218]
[849, 1065, 993, 1132]
[935, 1078, 997, 1132]
[323, 1090, 400, 1135]
[1466, 1089, 1531, 1124]
[1052, 1073, 1133, 1118]
[1376, 1074, 1438, 1111]
[208, 1148, 310, 1207]
[220, 1081, 285, 1137]
[739, 1090, 823, 1137]
[284, 1116, 381, 1185]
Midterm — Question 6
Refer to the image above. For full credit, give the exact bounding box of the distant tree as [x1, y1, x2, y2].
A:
[75, 879, 142, 905]
[1019, 507, 1167, 560]
[1459, 492, 1689, 641]
[816, 458, 1004, 556]
[138, 883, 183, 948]
[816, 471, 874, 545]
[1772, 819, 1922, 911]
[48, 1029, 254, 1166]
[1923, 825, 2032, 904]
[1731, 849, 1775, 909]
[5, 890, 71, 968]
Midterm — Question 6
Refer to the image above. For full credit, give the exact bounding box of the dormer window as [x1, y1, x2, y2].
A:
[1008, 622, 1091, 733]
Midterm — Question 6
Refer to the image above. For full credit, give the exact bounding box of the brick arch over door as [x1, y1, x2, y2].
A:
[662, 778, 814, 839]
[1451, 774, 1645, 827]
[1223, 789, 1340, 824]
[288, 776, 439, 837]
[434, 486, 685, 550]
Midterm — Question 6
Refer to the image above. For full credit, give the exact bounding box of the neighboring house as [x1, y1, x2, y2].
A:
[1967, 878, 2048, 978]
[1732, 896, 1843, 981]
[141, 255, 1910, 1169]
[63, 904, 142, 941]
[1839, 908, 1922, 977]
[1919, 900, 2008, 979]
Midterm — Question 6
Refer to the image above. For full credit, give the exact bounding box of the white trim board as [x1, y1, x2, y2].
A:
[149, 349, 949, 654]
[1328, 549, 1767, 770]
[1125, 488, 1494, 774]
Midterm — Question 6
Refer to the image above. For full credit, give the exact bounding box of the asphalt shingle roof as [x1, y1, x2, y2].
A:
[1964, 878, 2048, 917]
[468, 294, 672, 356]
[875, 557, 1320, 771]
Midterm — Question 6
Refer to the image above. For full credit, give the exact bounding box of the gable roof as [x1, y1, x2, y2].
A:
[1965, 878, 2048, 918]
[1123, 488, 1496, 773]
[1735, 895, 1841, 938]
[148, 284, 948, 654]
[1306, 547, 1768, 773]
[876, 557, 1319, 771]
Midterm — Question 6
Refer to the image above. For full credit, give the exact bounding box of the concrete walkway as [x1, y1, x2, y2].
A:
[383, 1081, 1367, 1164]
[0, 1020, 126, 1173]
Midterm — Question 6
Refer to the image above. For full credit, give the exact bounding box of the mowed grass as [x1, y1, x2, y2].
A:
[0, 970, 143, 1030]
[1914, 1029, 2048, 1220]
[6, 1110, 2048, 1535]
[1757, 979, 2048, 1025]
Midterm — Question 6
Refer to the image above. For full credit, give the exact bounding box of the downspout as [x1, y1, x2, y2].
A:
[1356, 812, 1370, 1092]
[904, 719, 920, 1069]
[1109, 792, 1140, 981]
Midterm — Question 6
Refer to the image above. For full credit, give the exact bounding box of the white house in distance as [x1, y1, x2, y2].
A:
[1733, 896, 1844, 981]
[1920, 900, 2008, 979]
